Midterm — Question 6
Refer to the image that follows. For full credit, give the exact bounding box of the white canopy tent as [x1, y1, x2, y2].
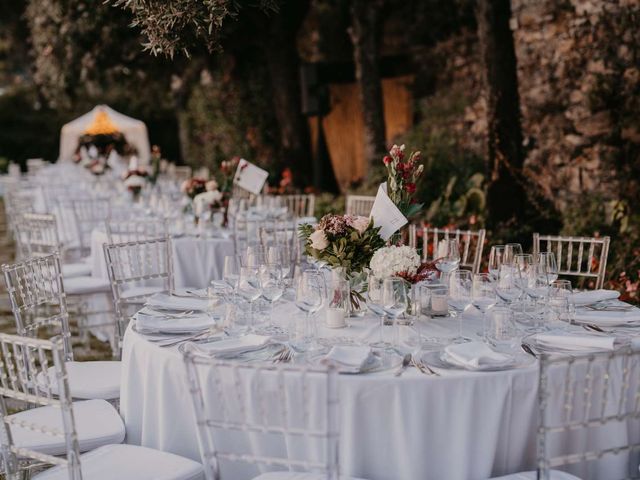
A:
[58, 105, 151, 165]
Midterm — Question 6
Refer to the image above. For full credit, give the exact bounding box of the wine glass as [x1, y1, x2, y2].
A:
[504, 243, 523, 266]
[293, 270, 326, 351]
[222, 255, 241, 290]
[382, 277, 408, 349]
[472, 273, 497, 314]
[244, 244, 265, 268]
[488, 245, 505, 281]
[495, 264, 521, 304]
[536, 252, 558, 284]
[448, 270, 473, 343]
[258, 263, 285, 334]
[435, 239, 460, 284]
[267, 245, 291, 282]
[367, 275, 389, 348]
[238, 266, 263, 329]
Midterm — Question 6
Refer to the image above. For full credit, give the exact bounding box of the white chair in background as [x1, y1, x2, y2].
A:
[0, 333, 204, 480]
[532, 233, 610, 289]
[103, 237, 175, 354]
[281, 194, 315, 218]
[14, 212, 92, 278]
[2, 253, 120, 400]
[0, 333, 126, 479]
[183, 352, 366, 480]
[105, 217, 168, 244]
[68, 198, 111, 258]
[4, 189, 36, 245]
[345, 195, 375, 217]
[26, 157, 47, 174]
[408, 225, 486, 274]
[492, 348, 640, 480]
[173, 165, 193, 184]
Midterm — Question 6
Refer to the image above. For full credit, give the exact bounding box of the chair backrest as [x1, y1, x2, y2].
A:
[69, 197, 111, 254]
[103, 238, 174, 346]
[173, 166, 193, 184]
[14, 213, 61, 258]
[183, 351, 339, 480]
[345, 195, 375, 217]
[536, 349, 640, 480]
[2, 253, 74, 361]
[105, 217, 168, 244]
[4, 190, 36, 242]
[281, 194, 315, 218]
[259, 220, 298, 267]
[408, 225, 486, 274]
[533, 234, 610, 289]
[0, 333, 82, 480]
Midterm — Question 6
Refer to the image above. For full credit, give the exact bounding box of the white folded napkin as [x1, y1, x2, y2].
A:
[534, 330, 616, 351]
[191, 334, 271, 356]
[145, 292, 209, 312]
[574, 308, 640, 327]
[135, 308, 215, 333]
[443, 342, 512, 370]
[322, 346, 372, 373]
[571, 289, 620, 306]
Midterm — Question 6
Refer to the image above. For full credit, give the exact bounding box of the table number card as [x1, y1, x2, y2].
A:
[369, 182, 408, 240]
[233, 159, 269, 195]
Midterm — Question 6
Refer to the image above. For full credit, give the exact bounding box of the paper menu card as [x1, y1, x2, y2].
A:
[233, 159, 269, 195]
[369, 183, 408, 240]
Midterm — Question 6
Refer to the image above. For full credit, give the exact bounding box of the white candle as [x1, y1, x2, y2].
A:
[431, 295, 449, 314]
[326, 307, 346, 328]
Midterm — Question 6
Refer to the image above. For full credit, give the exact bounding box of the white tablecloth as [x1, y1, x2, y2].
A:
[90, 229, 235, 288]
[120, 304, 640, 480]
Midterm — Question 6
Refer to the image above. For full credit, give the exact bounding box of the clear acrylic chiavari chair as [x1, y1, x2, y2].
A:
[532, 234, 610, 289]
[494, 348, 640, 480]
[68, 198, 111, 258]
[183, 351, 347, 480]
[344, 195, 375, 217]
[4, 189, 36, 246]
[2, 254, 120, 400]
[408, 225, 486, 274]
[103, 237, 175, 354]
[105, 217, 168, 244]
[279, 194, 316, 218]
[13, 213, 92, 278]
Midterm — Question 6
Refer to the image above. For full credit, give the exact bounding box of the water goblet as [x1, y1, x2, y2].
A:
[367, 275, 390, 348]
[293, 270, 326, 351]
[536, 252, 558, 284]
[488, 245, 505, 281]
[238, 266, 263, 329]
[472, 273, 497, 338]
[257, 263, 286, 334]
[504, 243, 523, 266]
[448, 270, 473, 343]
[435, 239, 460, 284]
[222, 255, 241, 290]
[382, 277, 408, 349]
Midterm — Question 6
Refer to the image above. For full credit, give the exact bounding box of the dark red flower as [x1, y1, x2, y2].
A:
[405, 182, 416, 194]
[383, 155, 392, 165]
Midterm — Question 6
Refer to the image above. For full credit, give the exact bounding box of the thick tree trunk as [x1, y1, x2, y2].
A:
[170, 61, 202, 165]
[263, 0, 311, 184]
[476, 0, 528, 227]
[350, 0, 386, 180]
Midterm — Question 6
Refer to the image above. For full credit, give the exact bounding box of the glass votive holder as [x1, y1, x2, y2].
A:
[420, 284, 449, 317]
[326, 279, 349, 328]
[485, 306, 520, 351]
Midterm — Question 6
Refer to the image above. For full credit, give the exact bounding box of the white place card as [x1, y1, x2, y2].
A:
[369, 182, 407, 240]
[233, 159, 269, 195]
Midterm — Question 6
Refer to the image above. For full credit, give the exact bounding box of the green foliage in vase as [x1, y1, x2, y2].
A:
[299, 216, 384, 276]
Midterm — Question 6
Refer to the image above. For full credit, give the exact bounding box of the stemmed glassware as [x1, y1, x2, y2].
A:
[238, 265, 263, 329]
[549, 280, 575, 328]
[367, 275, 389, 348]
[435, 239, 460, 284]
[495, 264, 521, 304]
[293, 270, 327, 351]
[257, 263, 285, 334]
[488, 245, 505, 281]
[513, 254, 534, 294]
[381, 277, 408, 349]
[448, 270, 473, 343]
[472, 273, 497, 316]
[536, 252, 558, 284]
[222, 255, 241, 290]
[504, 243, 523, 266]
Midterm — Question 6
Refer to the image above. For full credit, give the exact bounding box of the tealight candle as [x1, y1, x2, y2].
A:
[431, 294, 449, 315]
[326, 307, 347, 328]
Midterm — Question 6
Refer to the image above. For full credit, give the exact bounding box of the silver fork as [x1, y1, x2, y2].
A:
[272, 346, 293, 364]
[411, 357, 439, 376]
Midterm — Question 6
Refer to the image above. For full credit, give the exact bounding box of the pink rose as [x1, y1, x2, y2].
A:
[309, 229, 329, 251]
[346, 215, 370, 234]
[205, 180, 219, 191]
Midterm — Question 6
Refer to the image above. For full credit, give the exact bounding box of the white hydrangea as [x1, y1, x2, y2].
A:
[369, 245, 421, 278]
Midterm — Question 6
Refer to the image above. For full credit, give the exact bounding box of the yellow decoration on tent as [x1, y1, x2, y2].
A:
[84, 110, 120, 135]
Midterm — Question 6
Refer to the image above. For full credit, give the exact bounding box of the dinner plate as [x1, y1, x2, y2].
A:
[178, 339, 282, 361]
[132, 320, 214, 336]
[420, 349, 535, 372]
[305, 349, 403, 374]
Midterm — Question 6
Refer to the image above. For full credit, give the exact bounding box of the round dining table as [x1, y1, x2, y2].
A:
[119, 302, 640, 480]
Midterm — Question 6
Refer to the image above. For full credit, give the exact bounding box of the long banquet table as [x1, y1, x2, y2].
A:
[120, 303, 640, 480]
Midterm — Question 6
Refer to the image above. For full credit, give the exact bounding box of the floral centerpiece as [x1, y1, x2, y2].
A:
[122, 168, 148, 200]
[369, 245, 437, 284]
[193, 180, 225, 224]
[299, 214, 385, 313]
[383, 144, 424, 219]
[86, 158, 109, 176]
[180, 177, 208, 200]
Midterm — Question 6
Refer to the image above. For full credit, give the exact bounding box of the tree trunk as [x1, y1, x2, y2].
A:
[476, 0, 527, 227]
[170, 61, 202, 165]
[263, 0, 311, 185]
[350, 0, 386, 180]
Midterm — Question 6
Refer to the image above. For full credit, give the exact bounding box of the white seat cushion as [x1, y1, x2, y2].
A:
[33, 444, 204, 480]
[64, 276, 111, 295]
[491, 471, 581, 480]
[61, 262, 92, 278]
[38, 361, 121, 400]
[253, 474, 367, 480]
[9, 399, 124, 457]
